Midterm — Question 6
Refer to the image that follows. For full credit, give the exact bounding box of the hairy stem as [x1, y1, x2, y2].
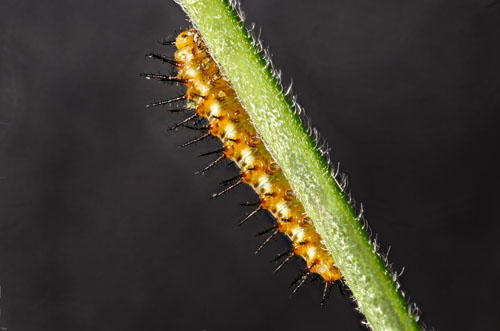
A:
[175, 0, 421, 329]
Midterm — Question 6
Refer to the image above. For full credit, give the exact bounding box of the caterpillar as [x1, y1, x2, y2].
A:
[142, 29, 343, 304]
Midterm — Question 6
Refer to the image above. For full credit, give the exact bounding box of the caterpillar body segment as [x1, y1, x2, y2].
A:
[145, 29, 343, 302]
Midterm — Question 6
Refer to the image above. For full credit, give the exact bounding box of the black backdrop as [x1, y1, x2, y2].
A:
[1, 0, 499, 330]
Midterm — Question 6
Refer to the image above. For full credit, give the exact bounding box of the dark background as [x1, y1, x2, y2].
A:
[1, 0, 499, 330]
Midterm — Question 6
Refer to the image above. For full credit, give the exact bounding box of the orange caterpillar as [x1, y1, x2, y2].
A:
[143, 29, 342, 303]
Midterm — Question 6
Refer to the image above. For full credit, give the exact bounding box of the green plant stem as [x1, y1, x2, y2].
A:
[175, 0, 420, 329]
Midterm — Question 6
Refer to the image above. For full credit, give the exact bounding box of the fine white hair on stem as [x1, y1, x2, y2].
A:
[230, 3, 425, 326]
[174, 0, 423, 328]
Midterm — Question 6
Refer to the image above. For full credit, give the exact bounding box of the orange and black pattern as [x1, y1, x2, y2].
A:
[143, 29, 343, 303]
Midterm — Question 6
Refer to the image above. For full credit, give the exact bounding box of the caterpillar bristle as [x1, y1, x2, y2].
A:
[199, 148, 225, 157]
[240, 200, 261, 207]
[220, 173, 243, 186]
[179, 132, 211, 147]
[238, 205, 262, 226]
[195, 154, 225, 175]
[256, 224, 277, 236]
[274, 250, 295, 273]
[291, 268, 313, 296]
[168, 107, 190, 113]
[212, 179, 242, 198]
[159, 40, 176, 46]
[146, 52, 177, 66]
[140, 72, 184, 83]
[321, 282, 334, 307]
[146, 95, 187, 108]
[171, 114, 198, 130]
[273, 249, 292, 262]
[254, 228, 279, 254]
[182, 124, 209, 131]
